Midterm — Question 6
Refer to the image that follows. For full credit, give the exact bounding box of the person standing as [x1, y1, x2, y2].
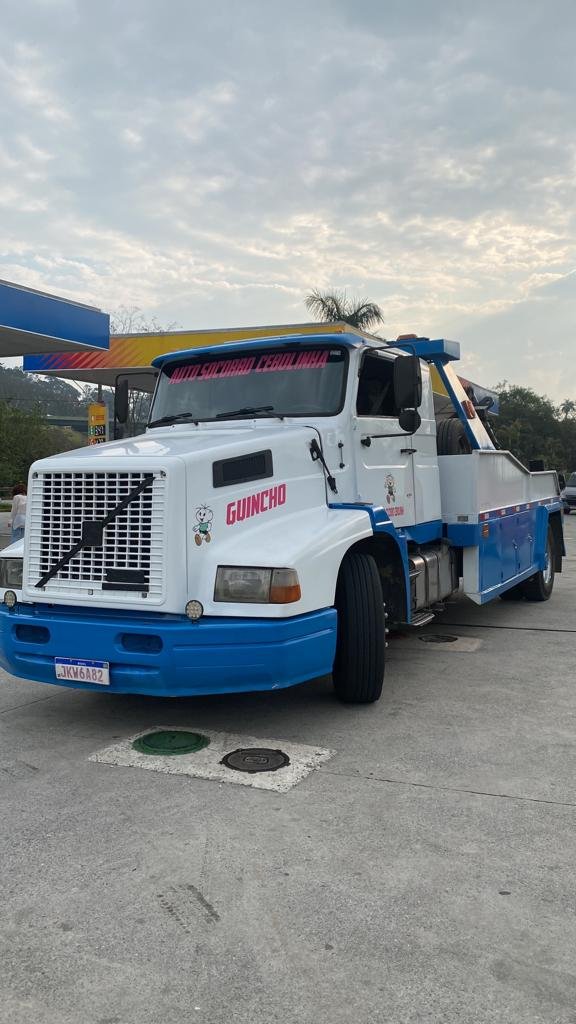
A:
[9, 484, 27, 543]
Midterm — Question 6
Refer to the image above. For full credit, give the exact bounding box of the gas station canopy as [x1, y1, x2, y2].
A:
[0, 278, 109, 358]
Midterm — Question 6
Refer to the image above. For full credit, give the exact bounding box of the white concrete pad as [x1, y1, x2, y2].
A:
[89, 727, 335, 793]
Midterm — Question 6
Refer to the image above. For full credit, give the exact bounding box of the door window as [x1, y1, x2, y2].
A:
[356, 353, 397, 417]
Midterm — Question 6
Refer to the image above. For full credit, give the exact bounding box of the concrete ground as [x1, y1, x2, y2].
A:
[0, 517, 575, 1024]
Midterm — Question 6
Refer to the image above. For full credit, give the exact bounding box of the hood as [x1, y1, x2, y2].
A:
[23, 419, 332, 616]
[31, 423, 317, 470]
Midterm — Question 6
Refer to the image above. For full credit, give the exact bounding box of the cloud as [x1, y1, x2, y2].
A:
[0, 41, 71, 123]
[0, 0, 574, 397]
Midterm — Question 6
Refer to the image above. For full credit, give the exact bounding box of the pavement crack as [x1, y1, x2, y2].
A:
[436, 622, 576, 634]
[186, 884, 220, 922]
[321, 767, 576, 809]
[156, 892, 195, 936]
[0, 694, 58, 715]
[0, 759, 40, 781]
[156, 884, 220, 933]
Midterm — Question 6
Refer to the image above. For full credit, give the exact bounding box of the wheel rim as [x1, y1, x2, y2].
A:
[543, 537, 553, 586]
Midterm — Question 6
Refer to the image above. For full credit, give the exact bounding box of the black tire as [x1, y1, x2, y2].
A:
[434, 417, 471, 458]
[332, 552, 385, 704]
[564, 508, 571, 515]
[520, 526, 555, 601]
[437, 417, 473, 456]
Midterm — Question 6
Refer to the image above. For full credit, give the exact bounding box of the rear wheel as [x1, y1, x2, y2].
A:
[500, 527, 556, 602]
[521, 527, 555, 601]
[332, 552, 385, 704]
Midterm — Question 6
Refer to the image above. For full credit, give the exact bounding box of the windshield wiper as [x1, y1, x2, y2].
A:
[148, 412, 198, 427]
[214, 405, 281, 420]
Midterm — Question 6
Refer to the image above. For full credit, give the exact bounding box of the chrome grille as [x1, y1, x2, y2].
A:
[26, 470, 165, 600]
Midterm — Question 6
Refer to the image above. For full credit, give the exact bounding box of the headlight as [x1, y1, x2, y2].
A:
[0, 558, 23, 589]
[214, 567, 301, 604]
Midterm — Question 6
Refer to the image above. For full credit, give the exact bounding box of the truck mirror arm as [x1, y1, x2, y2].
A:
[309, 438, 338, 494]
[361, 432, 414, 447]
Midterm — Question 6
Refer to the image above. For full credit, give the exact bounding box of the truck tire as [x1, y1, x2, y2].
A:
[332, 552, 385, 704]
[437, 417, 472, 456]
[520, 527, 555, 601]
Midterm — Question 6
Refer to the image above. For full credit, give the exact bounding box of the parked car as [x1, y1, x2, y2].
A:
[561, 472, 576, 514]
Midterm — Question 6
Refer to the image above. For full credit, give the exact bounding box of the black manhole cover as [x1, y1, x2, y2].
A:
[132, 730, 210, 756]
[419, 634, 459, 644]
[221, 748, 290, 774]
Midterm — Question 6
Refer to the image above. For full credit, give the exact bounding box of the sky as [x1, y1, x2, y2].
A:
[1, 0, 576, 400]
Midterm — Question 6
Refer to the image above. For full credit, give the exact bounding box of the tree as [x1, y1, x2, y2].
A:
[0, 403, 83, 490]
[305, 289, 384, 332]
[110, 305, 180, 335]
[560, 399, 576, 419]
[0, 366, 86, 416]
[494, 384, 570, 470]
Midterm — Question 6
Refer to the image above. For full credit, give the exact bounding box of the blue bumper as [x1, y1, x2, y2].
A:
[0, 603, 337, 697]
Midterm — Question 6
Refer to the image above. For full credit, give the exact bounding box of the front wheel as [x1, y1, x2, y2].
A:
[332, 552, 385, 704]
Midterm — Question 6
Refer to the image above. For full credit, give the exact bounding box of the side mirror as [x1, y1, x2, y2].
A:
[399, 409, 422, 433]
[394, 355, 422, 411]
[114, 378, 129, 425]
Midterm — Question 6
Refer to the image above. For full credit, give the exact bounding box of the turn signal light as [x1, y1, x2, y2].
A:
[269, 569, 301, 604]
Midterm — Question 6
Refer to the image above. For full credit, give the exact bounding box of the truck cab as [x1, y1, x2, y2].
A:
[0, 332, 565, 704]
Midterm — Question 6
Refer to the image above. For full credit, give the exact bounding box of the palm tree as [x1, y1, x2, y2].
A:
[305, 289, 384, 332]
[560, 399, 576, 418]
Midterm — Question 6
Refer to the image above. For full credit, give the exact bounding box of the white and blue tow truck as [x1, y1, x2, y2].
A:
[0, 332, 565, 703]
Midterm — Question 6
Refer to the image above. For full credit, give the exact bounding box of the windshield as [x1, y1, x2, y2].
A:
[149, 344, 348, 424]
[567, 473, 576, 487]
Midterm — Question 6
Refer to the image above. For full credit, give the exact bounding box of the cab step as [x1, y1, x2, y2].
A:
[409, 611, 436, 628]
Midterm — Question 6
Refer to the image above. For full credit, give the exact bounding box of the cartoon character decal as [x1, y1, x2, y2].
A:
[193, 505, 213, 545]
[385, 474, 396, 505]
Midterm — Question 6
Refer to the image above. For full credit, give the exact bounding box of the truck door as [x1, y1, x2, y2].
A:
[114, 371, 158, 439]
[354, 350, 417, 527]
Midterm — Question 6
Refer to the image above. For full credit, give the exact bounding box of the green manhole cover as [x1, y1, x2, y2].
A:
[132, 730, 210, 756]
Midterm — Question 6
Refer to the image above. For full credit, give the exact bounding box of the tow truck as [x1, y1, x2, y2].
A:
[0, 332, 565, 703]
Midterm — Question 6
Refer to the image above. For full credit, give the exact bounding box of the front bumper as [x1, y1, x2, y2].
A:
[0, 603, 337, 696]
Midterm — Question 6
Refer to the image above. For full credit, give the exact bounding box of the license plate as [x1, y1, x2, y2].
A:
[55, 658, 110, 686]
